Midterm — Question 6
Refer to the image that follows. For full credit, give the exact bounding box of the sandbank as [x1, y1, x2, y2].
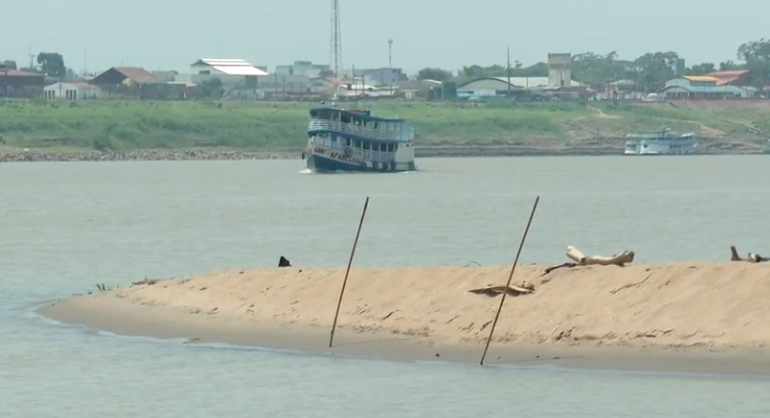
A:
[40, 262, 770, 374]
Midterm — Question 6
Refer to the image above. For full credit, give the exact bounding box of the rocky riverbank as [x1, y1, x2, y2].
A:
[1, 140, 767, 163]
[0, 148, 299, 163]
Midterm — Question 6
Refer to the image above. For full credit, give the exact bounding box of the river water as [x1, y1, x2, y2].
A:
[2, 156, 770, 417]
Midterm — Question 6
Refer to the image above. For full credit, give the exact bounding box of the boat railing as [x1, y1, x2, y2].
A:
[309, 138, 394, 163]
[308, 119, 414, 142]
[625, 134, 693, 141]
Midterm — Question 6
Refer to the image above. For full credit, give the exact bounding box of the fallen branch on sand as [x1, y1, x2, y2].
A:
[131, 278, 159, 287]
[543, 262, 579, 275]
[730, 246, 769, 263]
[467, 282, 535, 297]
[566, 245, 635, 267]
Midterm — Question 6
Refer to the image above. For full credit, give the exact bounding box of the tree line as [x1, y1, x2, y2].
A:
[416, 37, 770, 92]
[3, 52, 69, 79]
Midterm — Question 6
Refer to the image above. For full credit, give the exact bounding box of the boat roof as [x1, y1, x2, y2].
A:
[626, 131, 694, 138]
[310, 107, 405, 123]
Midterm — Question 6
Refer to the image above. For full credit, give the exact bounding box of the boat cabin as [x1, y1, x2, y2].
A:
[310, 107, 405, 134]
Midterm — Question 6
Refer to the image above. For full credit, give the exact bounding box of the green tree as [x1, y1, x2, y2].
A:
[2, 60, 17, 70]
[455, 62, 547, 81]
[686, 63, 716, 75]
[571, 51, 635, 84]
[634, 51, 679, 92]
[736, 38, 770, 88]
[37, 52, 66, 78]
[719, 60, 743, 71]
[416, 67, 453, 81]
[510, 62, 548, 77]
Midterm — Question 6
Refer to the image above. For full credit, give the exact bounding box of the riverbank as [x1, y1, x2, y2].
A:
[1, 99, 769, 159]
[1, 143, 767, 162]
[40, 262, 770, 373]
[0, 144, 621, 162]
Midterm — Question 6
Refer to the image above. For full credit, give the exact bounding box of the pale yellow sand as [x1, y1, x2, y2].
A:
[39, 262, 770, 372]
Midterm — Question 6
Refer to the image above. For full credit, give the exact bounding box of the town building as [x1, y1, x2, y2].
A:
[354, 67, 406, 86]
[547, 53, 572, 88]
[703, 70, 754, 86]
[274, 61, 331, 77]
[0, 66, 45, 98]
[44, 81, 105, 100]
[190, 58, 268, 77]
[398, 79, 443, 100]
[457, 76, 582, 98]
[657, 76, 757, 99]
[179, 58, 269, 91]
[89, 67, 184, 99]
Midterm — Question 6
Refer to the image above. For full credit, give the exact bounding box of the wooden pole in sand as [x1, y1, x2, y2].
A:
[480, 195, 540, 366]
[329, 196, 370, 348]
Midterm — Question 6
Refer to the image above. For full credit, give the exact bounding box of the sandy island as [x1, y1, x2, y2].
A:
[40, 262, 770, 374]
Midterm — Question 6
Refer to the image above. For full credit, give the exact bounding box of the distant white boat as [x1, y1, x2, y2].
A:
[624, 128, 697, 155]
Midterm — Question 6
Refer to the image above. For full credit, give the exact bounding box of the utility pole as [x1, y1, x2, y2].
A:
[330, 0, 343, 78]
[388, 39, 393, 96]
[507, 47, 511, 99]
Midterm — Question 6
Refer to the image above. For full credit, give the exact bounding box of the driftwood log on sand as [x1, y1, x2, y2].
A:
[468, 282, 535, 297]
[566, 246, 635, 267]
[730, 246, 768, 263]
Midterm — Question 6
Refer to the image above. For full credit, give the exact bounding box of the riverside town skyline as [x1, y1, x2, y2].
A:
[2, 0, 770, 73]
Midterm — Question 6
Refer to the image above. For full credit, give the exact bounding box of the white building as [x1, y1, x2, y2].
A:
[458, 76, 581, 97]
[43, 81, 104, 100]
[547, 53, 572, 88]
[190, 58, 268, 77]
[180, 58, 269, 90]
[275, 61, 331, 78]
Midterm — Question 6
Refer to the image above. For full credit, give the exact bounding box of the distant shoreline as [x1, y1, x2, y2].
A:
[37, 263, 770, 374]
[1, 145, 766, 163]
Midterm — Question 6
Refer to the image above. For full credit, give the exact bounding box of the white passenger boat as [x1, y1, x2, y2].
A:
[624, 129, 697, 155]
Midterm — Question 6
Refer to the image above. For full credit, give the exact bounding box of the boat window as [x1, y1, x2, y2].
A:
[363, 142, 370, 150]
[341, 113, 350, 123]
[374, 122, 379, 129]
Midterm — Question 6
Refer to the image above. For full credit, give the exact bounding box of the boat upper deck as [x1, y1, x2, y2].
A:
[310, 107, 404, 123]
[626, 130, 694, 140]
[308, 107, 414, 142]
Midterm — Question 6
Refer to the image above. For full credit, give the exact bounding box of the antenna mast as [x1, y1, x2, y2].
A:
[330, 0, 343, 78]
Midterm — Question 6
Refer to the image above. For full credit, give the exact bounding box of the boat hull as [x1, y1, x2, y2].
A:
[306, 153, 413, 173]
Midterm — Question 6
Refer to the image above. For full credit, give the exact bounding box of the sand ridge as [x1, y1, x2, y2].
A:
[45, 262, 770, 351]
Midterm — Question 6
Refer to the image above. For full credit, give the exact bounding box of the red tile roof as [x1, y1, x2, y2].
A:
[704, 70, 751, 86]
[705, 70, 749, 77]
[112, 67, 163, 84]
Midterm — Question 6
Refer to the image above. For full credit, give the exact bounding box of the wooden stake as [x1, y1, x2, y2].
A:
[480, 196, 540, 365]
[329, 196, 370, 348]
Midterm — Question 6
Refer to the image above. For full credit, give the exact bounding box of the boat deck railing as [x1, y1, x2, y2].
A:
[308, 138, 394, 163]
[308, 119, 414, 142]
[626, 133, 694, 140]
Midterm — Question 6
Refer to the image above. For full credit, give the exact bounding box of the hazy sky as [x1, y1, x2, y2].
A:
[3, 0, 769, 75]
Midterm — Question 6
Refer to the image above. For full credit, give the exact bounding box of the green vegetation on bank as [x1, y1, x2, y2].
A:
[1, 99, 769, 151]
